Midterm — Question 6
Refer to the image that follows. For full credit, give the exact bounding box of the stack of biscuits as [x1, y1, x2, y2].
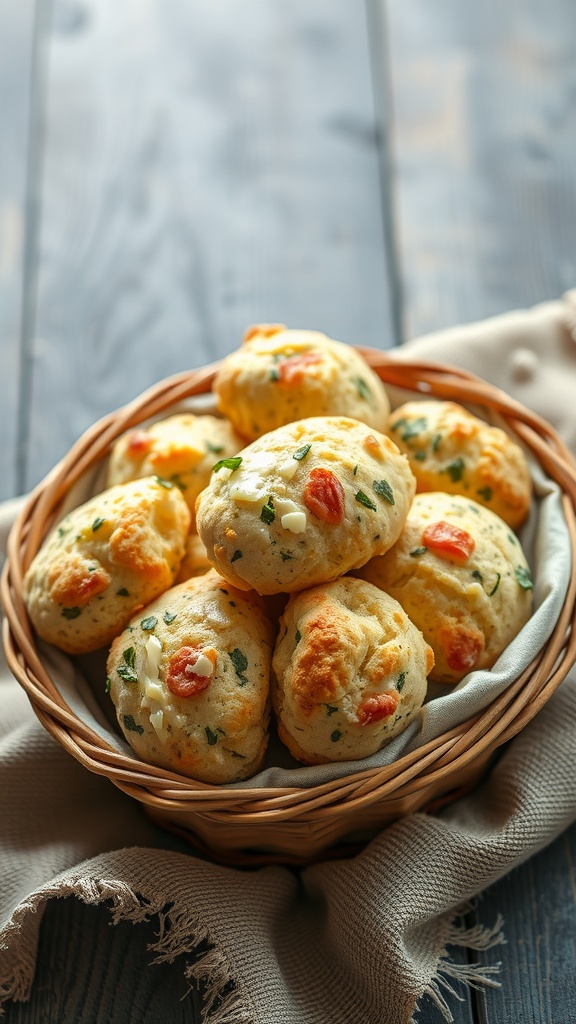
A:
[23, 325, 535, 784]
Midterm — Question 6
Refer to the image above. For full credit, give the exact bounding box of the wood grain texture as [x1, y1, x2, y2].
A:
[0, 0, 38, 500]
[385, 0, 576, 339]
[20, 0, 395, 495]
[472, 821, 576, 1024]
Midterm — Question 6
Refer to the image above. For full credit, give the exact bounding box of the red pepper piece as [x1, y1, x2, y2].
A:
[303, 467, 345, 524]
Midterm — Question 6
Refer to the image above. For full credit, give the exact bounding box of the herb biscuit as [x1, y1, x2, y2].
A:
[107, 570, 275, 783]
[358, 492, 534, 684]
[389, 400, 532, 530]
[106, 413, 243, 528]
[272, 576, 434, 764]
[23, 477, 190, 655]
[195, 416, 416, 595]
[213, 324, 391, 442]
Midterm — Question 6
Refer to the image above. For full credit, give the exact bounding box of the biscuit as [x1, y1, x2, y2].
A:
[213, 324, 391, 442]
[107, 570, 275, 783]
[23, 477, 190, 655]
[106, 413, 243, 528]
[357, 492, 534, 684]
[272, 576, 434, 764]
[388, 400, 532, 530]
[195, 416, 416, 594]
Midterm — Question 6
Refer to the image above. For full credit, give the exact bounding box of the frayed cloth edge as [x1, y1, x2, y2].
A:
[0, 878, 252, 1024]
[413, 913, 505, 1024]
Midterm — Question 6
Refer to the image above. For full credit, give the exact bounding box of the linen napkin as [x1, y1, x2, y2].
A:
[1, 293, 576, 1023]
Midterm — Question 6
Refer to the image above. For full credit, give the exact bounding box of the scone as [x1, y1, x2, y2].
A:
[106, 413, 243, 527]
[357, 492, 534, 684]
[272, 576, 434, 764]
[23, 477, 190, 655]
[213, 324, 391, 441]
[107, 570, 275, 783]
[195, 416, 416, 594]
[389, 400, 532, 530]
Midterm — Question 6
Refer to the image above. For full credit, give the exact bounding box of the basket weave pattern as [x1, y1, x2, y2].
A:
[3, 354, 576, 865]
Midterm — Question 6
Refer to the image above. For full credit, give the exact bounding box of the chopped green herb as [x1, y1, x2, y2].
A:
[410, 547, 427, 558]
[205, 442, 224, 455]
[295, 629, 302, 645]
[105, 676, 111, 694]
[117, 646, 138, 684]
[57, 526, 67, 538]
[477, 486, 493, 502]
[117, 587, 130, 597]
[205, 726, 219, 746]
[123, 647, 136, 669]
[331, 729, 342, 742]
[154, 476, 174, 488]
[515, 565, 533, 590]
[355, 377, 372, 401]
[269, 366, 281, 381]
[445, 457, 465, 482]
[508, 533, 518, 546]
[355, 490, 377, 511]
[396, 672, 406, 693]
[163, 610, 177, 624]
[229, 648, 249, 685]
[231, 549, 243, 562]
[213, 456, 243, 473]
[92, 517, 106, 532]
[471, 570, 484, 583]
[61, 606, 81, 619]
[373, 479, 395, 505]
[489, 573, 501, 597]
[391, 416, 428, 442]
[260, 497, 276, 525]
[353, 464, 358, 476]
[293, 444, 311, 461]
[325, 704, 338, 716]
[280, 551, 294, 561]
[414, 451, 427, 461]
[140, 615, 158, 631]
[431, 433, 442, 453]
[123, 714, 144, 735]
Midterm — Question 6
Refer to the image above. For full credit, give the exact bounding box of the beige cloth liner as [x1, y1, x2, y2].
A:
[1, 293, 576, 1022]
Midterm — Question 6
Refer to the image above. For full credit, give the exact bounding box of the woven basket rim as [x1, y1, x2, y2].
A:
[3, 351, 576, 826]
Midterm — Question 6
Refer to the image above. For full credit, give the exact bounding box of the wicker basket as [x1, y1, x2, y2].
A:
[3, 352, 576, 866]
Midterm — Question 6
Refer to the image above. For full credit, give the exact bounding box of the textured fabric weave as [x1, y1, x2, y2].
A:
[1, 294, 576, 1022]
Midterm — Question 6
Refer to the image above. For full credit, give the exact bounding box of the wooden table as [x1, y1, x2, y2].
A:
[2, 2, 576, 1020]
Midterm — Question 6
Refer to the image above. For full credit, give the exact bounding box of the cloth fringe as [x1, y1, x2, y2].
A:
[0, 879, 250, 1024]
[414, 913, 505, 1024]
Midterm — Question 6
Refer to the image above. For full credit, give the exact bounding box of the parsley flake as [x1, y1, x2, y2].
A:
[61, 606, 81, 619]
[269, 367, 281, 381]
[471, 570, 484, 584]
[205, 442, 224, 454]
[477, 486, 493, 502]
[489, 573, 501, 597]
[515, 565, 533, 590]
[280, 551, 294, 561]
[293, 444, 312, 461]
[410, 547, 427, 558]
[117, 587, 130, 597]
[123, 714, 144, 735]
[117, 646, 138, 684]
[260, 498, 276, 525]
[140, 615, 158, 631]
[213, 456, 243, 473]
[355, 377, 372, 401]
[391, 416, 428, 442]
[396, 672, 406, 692]
[414, 451, 427, 461]
[154, 476, 174, 488]
[231, 549, 243, 562]
[325, 704, 338, 716]
[229, 648, 249, 685]
[431, 433, 442, 452]
[205, 726, 219, 746]
[355, 490, 377, 511]
[445, 457, 465, 482]
[373, 479, 395, 505]
[331, 729, 342, 742]
[163, 610, 177, 624]
[105, 676, 111, 694]
[353, 464, 358, 476]
[92, 517, 106, 532]
[295, 628, 302, 645]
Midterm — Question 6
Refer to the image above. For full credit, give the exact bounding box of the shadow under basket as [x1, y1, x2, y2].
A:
[3, 352, 576, 867]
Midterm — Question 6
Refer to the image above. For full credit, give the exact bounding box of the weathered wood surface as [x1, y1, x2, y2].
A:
[20, 0, 395, 496]
[2, 0, 576, 1021]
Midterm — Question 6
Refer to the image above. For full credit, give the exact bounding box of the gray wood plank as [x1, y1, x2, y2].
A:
[0, 0, 38, 499]
[385, 0, 576, 339]
[472, 822, 576, 1024]
[20, 0, 395, 495]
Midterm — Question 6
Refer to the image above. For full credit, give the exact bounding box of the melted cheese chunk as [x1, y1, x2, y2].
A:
[281, 511, 307, 534]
